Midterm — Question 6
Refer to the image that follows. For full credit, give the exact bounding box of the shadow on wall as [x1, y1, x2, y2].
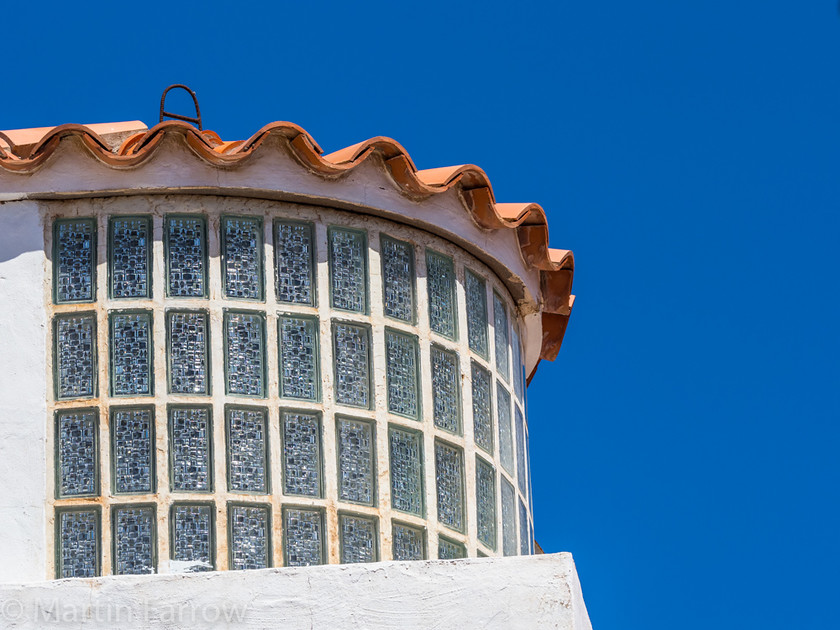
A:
[0, 203, 42, 265]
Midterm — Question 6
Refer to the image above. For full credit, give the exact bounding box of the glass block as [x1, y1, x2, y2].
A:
[224, 311, 266, 397]
[283, 508, 324, 567]
[56, 410, 97, 497]
[279, 315, 320, 401]
[110, 311, 153, 397]
[112, 407, 154, 494]
[431, 345, 460, 434]
[515, 406, 528, 497]
[332, 322, 371, 408]
[282, 411, 322, 498]
[339, 514, 377, 564]
[337, 417, 375, 505]
[497, 384, 514, 474]
[385, 330, 420, 419]
[171, 504, 214, 572]
[501, 478, 516, 556]
[438, 536, 466, 560]
[471, 362, 493, 454]
[475, 457, 497, 550]
[392, 522, 425, 561]
[380, 235, 415, 322]
[57, 508, 99, 578]
[110, 217, 151, 299]
[519, 498, 530, 556]
[55, 314, 97, 400]
[229, 504, 271, 570]
[166, 216, 207, 297]
[529, 518, 535, 555]
[113, 506, 155, 575]
[222, 216, 263, 300]
[167, 310, 209, 395]
[329, 227, 367, 313]
[389, 427, 423, 516]
[465, 269, 488, 357]
[434, 441, 464, 533]
[493, 293, 510, 382]
[169, 407, 212, 492]
[274, 220, 315, 305]
[54, 218, 95, 303]
[426, 250, 457, 339]
[512, 325, 524, 401]
[226, 407, 269, 493]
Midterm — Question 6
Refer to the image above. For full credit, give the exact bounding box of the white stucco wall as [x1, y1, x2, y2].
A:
[0, 200, 47, 583]
[0, 553, 592, 629]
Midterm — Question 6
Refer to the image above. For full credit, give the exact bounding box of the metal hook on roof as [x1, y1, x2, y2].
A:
[159, 84, 202, 130]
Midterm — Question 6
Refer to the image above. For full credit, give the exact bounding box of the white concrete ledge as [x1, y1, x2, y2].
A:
[0, 553, 591, 629]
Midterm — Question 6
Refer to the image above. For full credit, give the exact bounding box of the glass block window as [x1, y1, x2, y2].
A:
[438, 536, 466, 560]
[226, 407, 269, 494]
[169, 406, 212, 492]
[515, 406, 528, 497]
[426, 250, 457, 339]
[57, 508, 100, 578]
[109, 311, 153, 397]
[392, 522, 425, 561]
[497, 384, 514, 475]
[55, 313, 97, 400]
[337, 417, 375, 505]
[229, 504, 271, 570]
[385, 329, 420, 419]
[471, 362, 493, 454]
[388, 426, 424, 516]
[475, 457, 497, 550]
[278, 315, 320, 401]
[434, 441, 465, 533]
[54, 218, 96, 304]
[329, 227, 367, 313]
[332, 321, 372, 409]
[167, 310, 210, 395]
[56, 409, 98, 498]
[111, 407, 155, 494]
[170, 504, 214, 572]
[281, 411, 322, 498]
[109, 216, 151, 299]
[512, 326, 524, 401]
[274, 220, 315, 306]
[465, 269, 488, 357]
[222, 216, 263, 300]
[339, 513, 378, 564]
[501, 478, 517, 556]
[113, 506, 155, 575]
[380, 235, 415, 322]
[283, 507, 324, 567]
[519, 498, 530, 556]
[431, 345, 461, 434]
[224, 311, 266, 397]
[493, 293, 510, 382]
[165, 216, 207, 298]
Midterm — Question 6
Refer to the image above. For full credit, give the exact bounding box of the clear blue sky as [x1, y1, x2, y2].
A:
[4, 2, 838, 628]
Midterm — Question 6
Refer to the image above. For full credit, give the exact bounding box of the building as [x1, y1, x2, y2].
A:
[0, 92, 589, 628]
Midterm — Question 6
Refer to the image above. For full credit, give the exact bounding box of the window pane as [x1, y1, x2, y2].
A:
[229, 504, 271, 570]
[501, 478, 516, 556]
[519, 498, 530, 556]
[282, 411, 322, 498]
[515, 406, 528, 497]
[339, 514, 378, 564]
[222, 216, 263, 300]
[113, 506, 155, 575]
[57, 509, 100, 578]
[329, 227, 367, 313]
[431, 346, 460, 434]
[55, 314, 97, 400]
[380, 235, 415, 322]
[110, 311, 153, 397]
[497, 384, 514, 474]
[437, 536, 466, 560]
[337, 417, 375, 506]
[512, 326, 524, 401]
[167, 311, 209, 395]
[278, 315, 320, 401]
[493, 293, 510, 382]
[110, 217, 151, 299]
[166, 216, 207, 297]
[471, 362, 493, 454]
[475, 457, 497, 550]
[434, 441, 464, 533]
[112, 407, 154, 494]
[283, 508, 324, 567]
[426, 250, 457, 339]
[332, 322, 371, 409]
[171, 504, 214, 572]
[55, 218, 95, 303]
[274, 220, 315, 305]
[389, 427, 423, 516]
[465, 270, 488, 357]
[392, 522, 425, 561]
[56, 410, 98, 497]
[226, 407, 269, 493]
[169, 407, 212, 492]
[224, 312, 266, 397]
[385, 330, 420, 419]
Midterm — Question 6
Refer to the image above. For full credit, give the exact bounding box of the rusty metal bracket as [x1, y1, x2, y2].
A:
[159, 84, 202, 130]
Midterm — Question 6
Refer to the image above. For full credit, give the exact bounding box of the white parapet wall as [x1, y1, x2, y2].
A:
[0, 553, 592, 629]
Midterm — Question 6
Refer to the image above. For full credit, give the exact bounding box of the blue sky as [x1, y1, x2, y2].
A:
[4, 2, 838, 628]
